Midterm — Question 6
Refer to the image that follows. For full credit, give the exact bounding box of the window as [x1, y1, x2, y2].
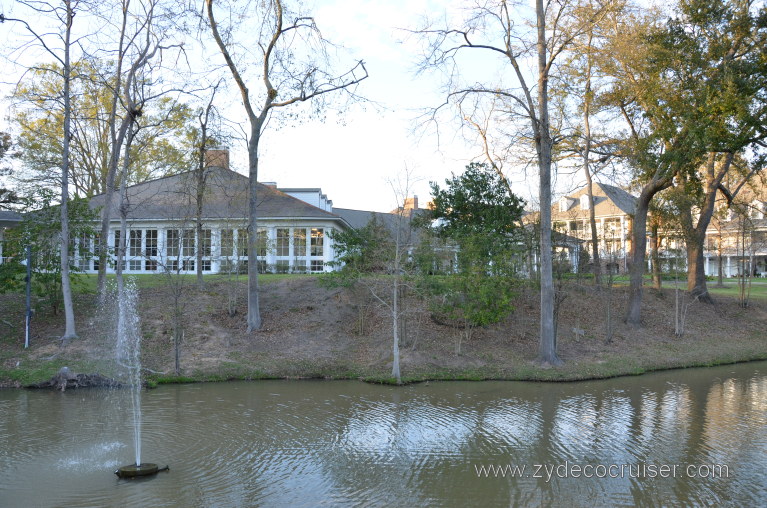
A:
[167, 229, 180, 257]
[238, 229, 249, 257]
[78, 234, 91, 271]
[580, 194, 593, 210]
[294, 228, 307, 257]
[182, 229, 195, 257]
[182, 259, 195, 271]
[166, 260, 178, 272]
[276, 259, 290, 273]
[256, 228, 267, 257]
[129, 259, 142, 271]
[311, 228, 324, 257]
[310, 259, 324, 272]
[129, 230, 142, 257]
[145, 230, 158, 256]
[292, 259, 306, 273]
[201, 229, 211, 256]
[113, 230, 122, 254]
[145, 259, 157, 271]
[221, 229, 234, 257]
[202, 259, 211, 271]
[276, 228, 290, 256]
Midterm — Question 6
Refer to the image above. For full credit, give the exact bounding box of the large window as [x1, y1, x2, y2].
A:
[294, 228, 307, 257]
[276, 228, 290, 256]
[167, 229, 180, 258]
[78, 233, 91, 271]
[221, 229, 234, 257]
[200, 229, 211, 256]
[145, 230, 158, 256]
[182, 229, 195, 257]
[238, 229, 249, 257]
[256, 228, 267, 257]
[311, 228, 324, 257]
[129, 230, 142, 257]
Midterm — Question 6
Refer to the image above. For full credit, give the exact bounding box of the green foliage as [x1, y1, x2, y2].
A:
[430, 162, 525, 244]
[0, 189, 97, 313]
[423, 163, 526, 332]
[12, 59, 196, 197]
[322, 215, 395, 287]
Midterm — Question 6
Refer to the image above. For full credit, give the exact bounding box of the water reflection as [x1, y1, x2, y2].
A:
[0, 362, 765, 507]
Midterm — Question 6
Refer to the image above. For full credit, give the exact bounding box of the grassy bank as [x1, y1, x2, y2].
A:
[1, 275, 765, 387]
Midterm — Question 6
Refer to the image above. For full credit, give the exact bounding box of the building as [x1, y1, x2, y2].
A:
[0, 210, 23, 264]
[80, 153, 356, 274]
[551, 182, 636, 273]
[551, 180, 767, 277]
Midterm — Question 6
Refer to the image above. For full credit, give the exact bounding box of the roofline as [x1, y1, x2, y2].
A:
[95, 215, 353, 227]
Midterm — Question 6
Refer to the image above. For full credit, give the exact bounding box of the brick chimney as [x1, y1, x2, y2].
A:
[404, 195, 419, 211]
[204, 148, 229, 170]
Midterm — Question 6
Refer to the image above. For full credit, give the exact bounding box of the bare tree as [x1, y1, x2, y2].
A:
[416, 0, 604, 365]
[193, 84, 221, 289]
[96, 0, 179, 298]
[2, 0, 85, 341]
[205, 0, 367, 332]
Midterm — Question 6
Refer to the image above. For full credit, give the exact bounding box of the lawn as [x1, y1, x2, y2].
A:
[72, 272, 315, 294]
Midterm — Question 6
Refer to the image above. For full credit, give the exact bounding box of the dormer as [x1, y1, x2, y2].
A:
[749, 200, 765, 219]
[559, 197, 576, 212]
[580, 194, 594, 210]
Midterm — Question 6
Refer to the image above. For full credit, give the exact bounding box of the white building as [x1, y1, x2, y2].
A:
[80, 154, 360, 274]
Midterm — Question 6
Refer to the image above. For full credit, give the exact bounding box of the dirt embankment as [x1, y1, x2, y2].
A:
[1, 276, 765, 386]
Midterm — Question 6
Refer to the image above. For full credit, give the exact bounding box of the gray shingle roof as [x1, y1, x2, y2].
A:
[88, 167, 346, 223]
[596, 182, 637, 215]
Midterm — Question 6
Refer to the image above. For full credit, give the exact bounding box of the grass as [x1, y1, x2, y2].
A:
[707, 279, 767, 301]
[73, 272, 317, 294]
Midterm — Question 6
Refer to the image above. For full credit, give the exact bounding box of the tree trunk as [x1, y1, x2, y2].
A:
[684, 153, 732, 303]
[686, 239, 711, 303]
[536, 0, 560, 366]
[60, 1, 77, 341]
[626, 177, 671, 326]
[581, 31, 601, 286]
[716, 242, 724, 287]
[96, 4, 130, 300]
[651, 223, 662, 290]
[246, 134, 262, 332]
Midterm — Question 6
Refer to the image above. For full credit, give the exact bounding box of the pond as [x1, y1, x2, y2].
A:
[1, 361, 765, 507]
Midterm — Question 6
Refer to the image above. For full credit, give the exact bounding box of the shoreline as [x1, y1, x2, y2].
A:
[3, 352, 765, 390]
[1, 276, 765, 389]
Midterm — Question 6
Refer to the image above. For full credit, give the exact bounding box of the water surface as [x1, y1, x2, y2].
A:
[1, 362, 765, 507]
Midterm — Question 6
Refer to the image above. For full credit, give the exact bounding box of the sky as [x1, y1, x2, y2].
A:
[0, 0, 578, 213]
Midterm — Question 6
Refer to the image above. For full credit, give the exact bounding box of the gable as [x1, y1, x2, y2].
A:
[88, 167, 345, 223]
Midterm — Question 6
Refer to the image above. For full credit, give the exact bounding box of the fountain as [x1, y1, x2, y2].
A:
[111, 278, 167, 479]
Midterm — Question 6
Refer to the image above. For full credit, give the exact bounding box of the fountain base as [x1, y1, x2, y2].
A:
[115, 463, 168, 478]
